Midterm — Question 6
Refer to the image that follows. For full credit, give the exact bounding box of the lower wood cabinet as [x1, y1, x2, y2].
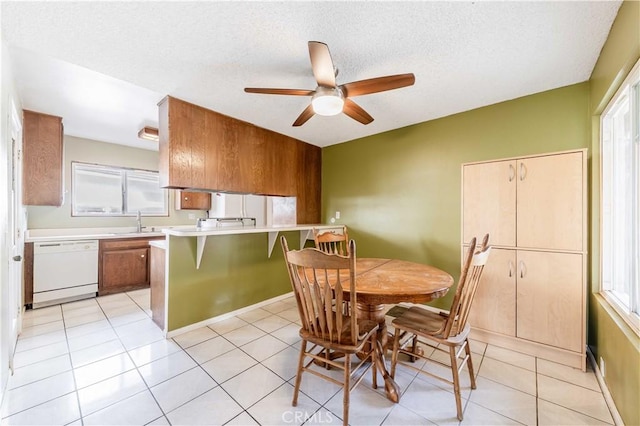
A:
[99, 237, 163, 295]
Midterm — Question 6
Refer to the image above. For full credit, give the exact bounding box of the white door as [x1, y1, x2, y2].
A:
[9, 105, 25, 349]
[3, 103, 24, 387]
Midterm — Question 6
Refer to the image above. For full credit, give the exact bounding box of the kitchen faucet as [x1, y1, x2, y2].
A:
[136, 210, 142, 233]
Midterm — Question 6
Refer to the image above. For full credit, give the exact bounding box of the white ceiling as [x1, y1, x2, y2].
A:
[1, 1, 621, 150]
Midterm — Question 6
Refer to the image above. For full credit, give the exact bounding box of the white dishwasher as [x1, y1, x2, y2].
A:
[33, 240, 99, 308]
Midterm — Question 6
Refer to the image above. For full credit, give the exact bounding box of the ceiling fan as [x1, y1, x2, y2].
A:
[244, 41, 415, 127]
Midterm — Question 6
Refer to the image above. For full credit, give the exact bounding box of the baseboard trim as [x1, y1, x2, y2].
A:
[586, 347, 624, 426]
[166, 291, 294, 339]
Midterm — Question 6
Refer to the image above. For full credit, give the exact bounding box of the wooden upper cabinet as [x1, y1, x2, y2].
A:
[516, 152, 584, 251]
[296, 142, 322, 223]
[462, 160, 516, 247]
[175, 190, 211, 210]
[158, 96, 321, 223]
[263, 131, 298, 197]
[22, 110, 64, 206]
[158, 96, 212, 189]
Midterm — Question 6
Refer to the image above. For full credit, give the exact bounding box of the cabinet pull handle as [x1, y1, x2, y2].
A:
[519, 261, 526, 278]
[184, 197, 189, 201]
[141, 254, 145, 258]
[519, 162, 526, 181]
[508, 164, 515, 182]
[508, 261, 513, 277]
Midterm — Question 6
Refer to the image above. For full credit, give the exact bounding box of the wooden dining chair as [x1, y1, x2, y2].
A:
[313, 226, 350, 255]
[281, 235, 378, 426]
[389, 234, 491, 421]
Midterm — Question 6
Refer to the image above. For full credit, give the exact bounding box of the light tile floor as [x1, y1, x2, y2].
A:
[1, 289, 616, 425]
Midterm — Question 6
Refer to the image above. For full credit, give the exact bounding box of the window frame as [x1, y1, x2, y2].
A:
[599, 58, 640, 335]
[71, 161, 168, 217]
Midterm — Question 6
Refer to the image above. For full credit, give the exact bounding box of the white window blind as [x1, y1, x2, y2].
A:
[72, 162, 168, 216]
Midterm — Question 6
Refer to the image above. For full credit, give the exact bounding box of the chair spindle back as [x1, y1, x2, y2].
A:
[281, 236, 358, 346]
[313, 227, 350, 256]
[442, 235, 491, 338]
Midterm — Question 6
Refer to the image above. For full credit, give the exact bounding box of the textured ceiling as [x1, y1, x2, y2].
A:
[1, 1, 621, 150]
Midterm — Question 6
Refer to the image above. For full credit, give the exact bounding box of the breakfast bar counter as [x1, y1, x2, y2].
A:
[164, 224, 342, 269]
[155, 224, 345, 335]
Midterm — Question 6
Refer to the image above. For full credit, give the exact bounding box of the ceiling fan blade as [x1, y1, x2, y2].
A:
[341, 73, 415, 97]
[244, 88, 314, 96]
[308, 41, 336, 88]
[292, 104, 315, 127]
[343, 99, 374, 125]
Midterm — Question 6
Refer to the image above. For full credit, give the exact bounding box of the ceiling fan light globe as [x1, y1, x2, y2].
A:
[311, 86, 344, 116]
[312, 95, 344, 116]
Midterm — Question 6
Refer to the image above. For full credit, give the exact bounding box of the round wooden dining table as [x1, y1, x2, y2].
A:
[352, 258, 454, 403]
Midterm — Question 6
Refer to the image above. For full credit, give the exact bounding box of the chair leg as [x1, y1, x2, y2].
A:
[371, 334, 378, 389]
[390, 328, 400, 378]
[292, 340, 307, 406]
[464, 339, 476, 390]
[343, 353, 351, 426]
[449, 345, 463, 421]
[410, 335, 418, 362]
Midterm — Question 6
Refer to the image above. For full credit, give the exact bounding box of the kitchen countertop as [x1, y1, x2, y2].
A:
[164, 224, 342, 237]
[164, 223, 345, 269]
[25, 226, 175, 243]
[26, 224, 344, 243]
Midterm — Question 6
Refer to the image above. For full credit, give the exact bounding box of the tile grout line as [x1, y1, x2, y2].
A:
[84, 292, 169, 424]
[62, 302, 83, 425]
[535, 356, 539, 426]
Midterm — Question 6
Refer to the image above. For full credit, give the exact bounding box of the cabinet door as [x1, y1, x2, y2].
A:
[462, 160, 516, 246]
[516, 250, 583, 352]
[159, 97, 209, 189]
[22, 110, 63, 206]
[516, 152, 584, 251]
[468, 248, 516, 336]
[176, 191, 211, 210]
[101, 248, 149, 293]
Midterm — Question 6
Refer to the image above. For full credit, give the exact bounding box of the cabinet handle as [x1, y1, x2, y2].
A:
[508, 261, 513, 277]
[519, 162, 526, 181]
[184, 197, 189, 201]
[519, 261, 526, 278]
[508, 164, 515, 182]
[141, 254, 145, 258]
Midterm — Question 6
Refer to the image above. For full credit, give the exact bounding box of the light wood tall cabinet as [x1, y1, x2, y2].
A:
[462, 149, 587, 370]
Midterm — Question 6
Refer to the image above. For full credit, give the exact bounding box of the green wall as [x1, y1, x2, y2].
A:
[323, 82, 589, 309]
[587, 1, 640, 425]
[167, 231, 304, 330]
[27, 135, 198, 230]
[322, 2, 640, 423]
